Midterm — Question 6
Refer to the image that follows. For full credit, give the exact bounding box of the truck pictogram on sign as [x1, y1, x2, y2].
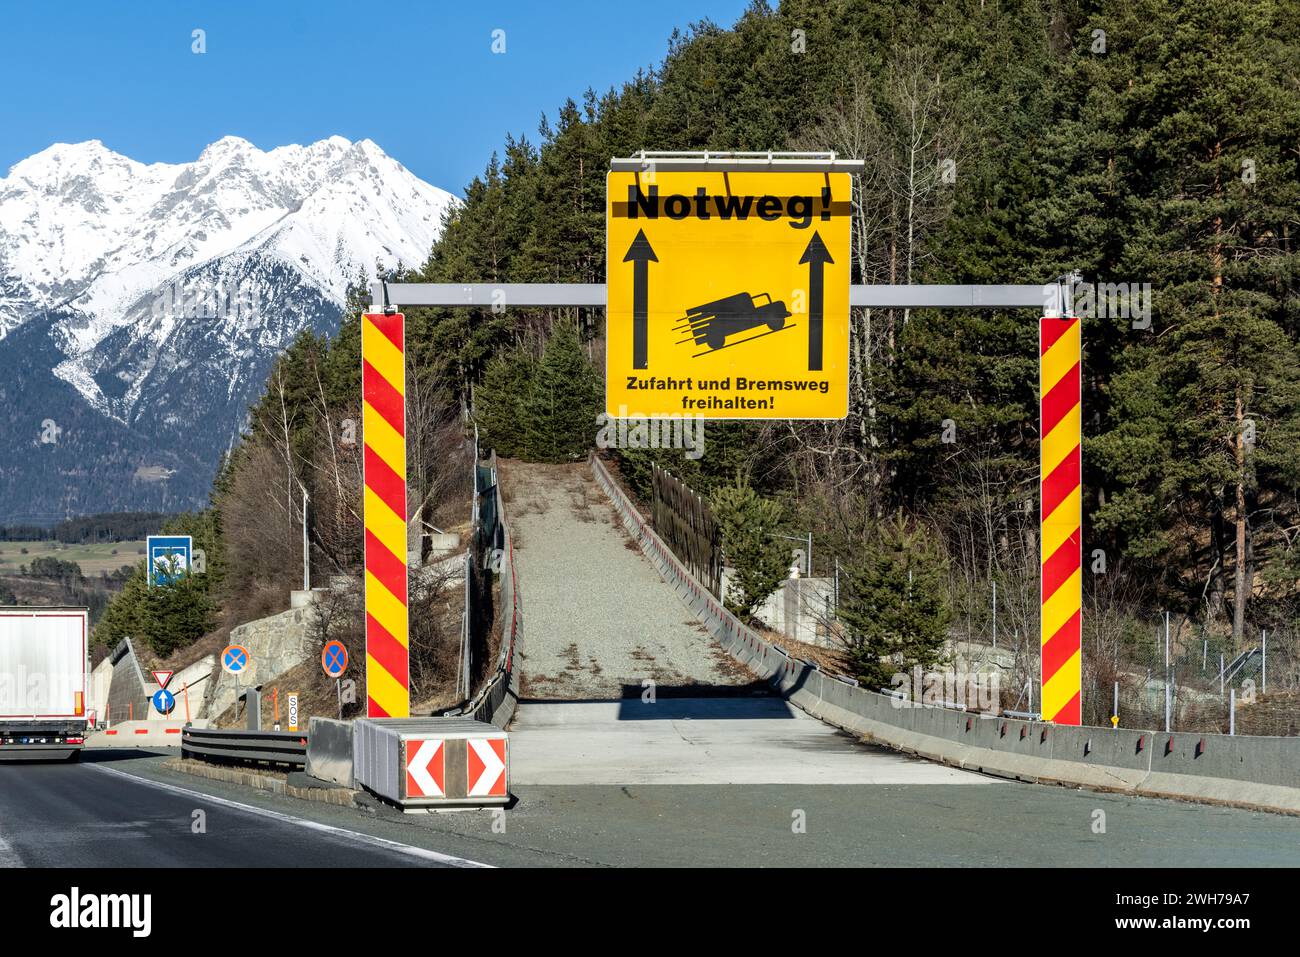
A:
[675, 291, 794, 355]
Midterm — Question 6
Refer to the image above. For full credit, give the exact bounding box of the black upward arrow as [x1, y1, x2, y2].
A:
[624, 229, 658, 370]
[799, 231, 834, 372]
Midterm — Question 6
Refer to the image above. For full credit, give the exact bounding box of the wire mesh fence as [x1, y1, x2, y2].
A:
[950, 589, 1300, 735]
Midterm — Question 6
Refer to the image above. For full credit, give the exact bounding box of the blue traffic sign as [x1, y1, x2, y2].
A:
[221, 644, 250, 675]
[147, 535, 193, 587]
[321, 640, 349, 678]
[152, 688, 176, 715]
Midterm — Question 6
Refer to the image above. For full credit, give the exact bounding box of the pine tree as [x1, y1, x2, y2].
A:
[712, 474, 788, 620]
[838, 512, 951, 689]
[1074, 0, 1300, 639]
[476, 347, 537, 459]
[525, 321, 600, 463]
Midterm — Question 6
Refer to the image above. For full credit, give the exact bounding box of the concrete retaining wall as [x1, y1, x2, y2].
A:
[158, 655, 216, 720]
[105, 638, 151, 725]
[591, 453, 1300, 816]
[205, 604, 317, 718]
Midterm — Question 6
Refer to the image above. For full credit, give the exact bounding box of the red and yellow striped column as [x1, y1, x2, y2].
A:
[1040, 316, 1082, 725]
[362, 311, 409, 718]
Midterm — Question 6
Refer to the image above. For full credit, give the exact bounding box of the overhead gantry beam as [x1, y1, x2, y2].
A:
[371, 282, 1051, 311]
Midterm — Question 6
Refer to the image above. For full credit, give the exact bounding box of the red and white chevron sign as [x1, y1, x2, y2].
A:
[406, 739, 445, 798]
[467, 738, 507, 797]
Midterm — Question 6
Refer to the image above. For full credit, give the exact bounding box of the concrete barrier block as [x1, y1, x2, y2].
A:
[87, 719, 191, 748]
[1151, 732, 1300, 789]
[306, 716, 356, 788]
[1139, 771, 1300, 813]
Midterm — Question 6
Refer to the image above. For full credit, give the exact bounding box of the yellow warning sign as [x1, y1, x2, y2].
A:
[606, 169, 850, 419]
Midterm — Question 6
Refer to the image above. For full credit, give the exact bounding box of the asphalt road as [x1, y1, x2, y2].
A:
[0, 751, 485, 868]
[3, 748, 1298, 867]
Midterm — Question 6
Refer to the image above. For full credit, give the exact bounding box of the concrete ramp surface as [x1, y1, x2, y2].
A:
[509, 698, 997, 785]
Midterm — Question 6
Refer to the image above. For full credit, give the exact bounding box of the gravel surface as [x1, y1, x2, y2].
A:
[501, 460, 748, 699]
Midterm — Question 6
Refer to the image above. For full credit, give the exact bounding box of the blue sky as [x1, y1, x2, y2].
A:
[0, 0, 753, 193]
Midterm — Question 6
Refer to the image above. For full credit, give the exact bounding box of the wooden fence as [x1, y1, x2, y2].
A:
[650, 464, 722, 597]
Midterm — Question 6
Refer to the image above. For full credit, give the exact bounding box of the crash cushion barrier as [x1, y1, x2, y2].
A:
[590, 453, 1300, 815]
[353, 717, 509, 807]
[305, 716, 356, 788]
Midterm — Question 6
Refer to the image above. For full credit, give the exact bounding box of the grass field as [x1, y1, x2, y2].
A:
[0, 540, 146, 576]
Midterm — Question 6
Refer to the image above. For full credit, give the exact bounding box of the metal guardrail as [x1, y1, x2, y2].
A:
[181, 726, 308, 768]
[443, 447, 521, 730]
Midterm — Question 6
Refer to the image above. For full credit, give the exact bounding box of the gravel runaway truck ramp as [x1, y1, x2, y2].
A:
[499, 459, 993, 789]
[501, 460, 748, 700]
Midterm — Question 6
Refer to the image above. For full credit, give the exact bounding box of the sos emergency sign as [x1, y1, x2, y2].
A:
[606, 169, 851, 419]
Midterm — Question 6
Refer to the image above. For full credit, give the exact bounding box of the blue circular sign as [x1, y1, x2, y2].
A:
[322, 640, 349, 678]
[221, 644, 250, 675]
[152, 688, 176, 715]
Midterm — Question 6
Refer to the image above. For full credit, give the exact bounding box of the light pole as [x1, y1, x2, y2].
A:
[297, 479, 310, 592]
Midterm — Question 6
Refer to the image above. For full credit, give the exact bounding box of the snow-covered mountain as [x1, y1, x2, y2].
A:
[0, 136, 456, 524]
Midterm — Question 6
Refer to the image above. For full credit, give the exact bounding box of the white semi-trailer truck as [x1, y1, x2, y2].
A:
[0, 607, 90, 759]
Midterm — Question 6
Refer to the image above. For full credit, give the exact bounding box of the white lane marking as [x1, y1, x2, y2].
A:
[88, 763, 492, 868]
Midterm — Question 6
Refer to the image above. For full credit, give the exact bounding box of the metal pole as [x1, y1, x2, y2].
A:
[1170, 608, 1180, 738]
[1230, 688, 1236, 735]
[1202, 638, 1207, 672]
[1220, 654, 1225, 698]
[1262, 629, 1267, 694]
[807, 532, 813, 577]
[992, 581, 998, 650]
[300, 483, 311, 591]
[1113, 681, 1119, 725]
[336, 678, 343, 720]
